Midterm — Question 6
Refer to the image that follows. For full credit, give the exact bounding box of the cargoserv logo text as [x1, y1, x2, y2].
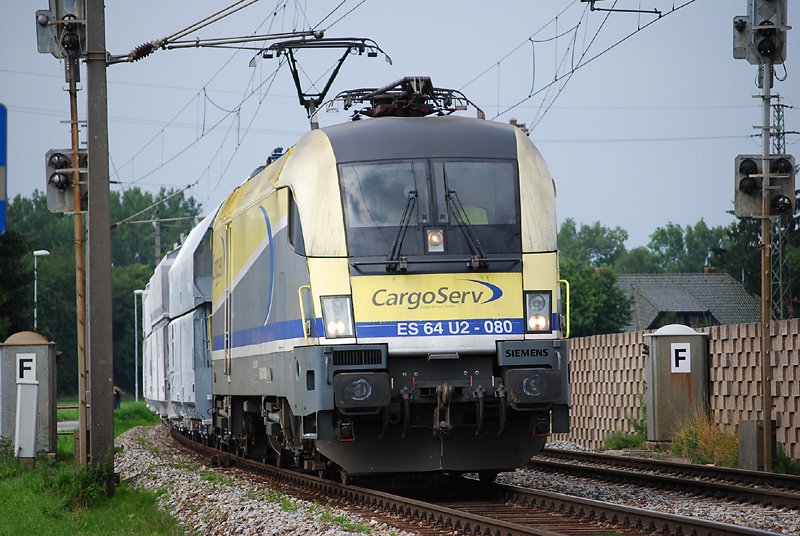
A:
[371, 279, 503, 310]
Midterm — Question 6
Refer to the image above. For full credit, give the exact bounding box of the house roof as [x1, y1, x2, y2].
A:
[616, 273, 760, 331]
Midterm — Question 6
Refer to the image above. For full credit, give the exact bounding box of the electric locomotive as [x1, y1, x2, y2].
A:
[145, 77, 570, 479]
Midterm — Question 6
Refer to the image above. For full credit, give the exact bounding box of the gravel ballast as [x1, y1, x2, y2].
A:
[115, 425, 415, 536]
[117, 428, 799, 535]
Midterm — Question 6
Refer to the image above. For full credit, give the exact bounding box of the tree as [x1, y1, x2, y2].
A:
[648, 220, 727, 273]
[0, 231, 33, 340]
[557, 219, 632, 336]
[613, 247, 663, 273]
[710, 218, 761, 296]
[560, 257, 632, 337]
[111, 187, 202, 267]
[111, 264, 154, 397]
[7, 188, 203, 396]
[558, 218, 628, 267]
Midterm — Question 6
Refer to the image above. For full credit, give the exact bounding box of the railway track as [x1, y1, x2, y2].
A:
[531, 448, 800, 510]
[169, 429, 778, 535]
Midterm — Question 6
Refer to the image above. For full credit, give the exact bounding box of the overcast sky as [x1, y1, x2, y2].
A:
[1, 1, 798, 248]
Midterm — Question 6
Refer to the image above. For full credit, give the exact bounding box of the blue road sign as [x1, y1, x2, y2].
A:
[0, 103, 6, 234]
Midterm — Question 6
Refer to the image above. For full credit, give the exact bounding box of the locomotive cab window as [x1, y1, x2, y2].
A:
[435, 160, 520, 255]
[440, 161, 517, 227]
[287, 190, 306, 255]
[340, 159, 520, 259]
[339, 160, 428, 257]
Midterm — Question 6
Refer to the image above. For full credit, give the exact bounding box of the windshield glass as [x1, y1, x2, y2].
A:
[340, 159, 520, 259]
[442, 161, 517, 226]
[340, 161, 426, 257]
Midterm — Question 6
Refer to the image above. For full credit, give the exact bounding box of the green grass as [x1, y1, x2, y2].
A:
[0, 466, 181, 536]
[0, 401, 178, 535]
[113, 401, 161, 437]
[603, 429, 647, 450]
[671, 414, 738, 467]
[310, 501, 371, 533]
[774, 444, 800, 475]
[199, 471, 235, 487]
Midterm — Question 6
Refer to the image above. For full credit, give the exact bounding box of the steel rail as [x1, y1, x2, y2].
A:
[491, 481, 780, 536]
[541, 448, 800, 490]
[169, 428, 782, 535]
[535, 448, 800, 508]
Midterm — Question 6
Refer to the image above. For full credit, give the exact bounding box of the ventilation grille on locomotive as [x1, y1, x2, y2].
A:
[332, 348, 383, 367]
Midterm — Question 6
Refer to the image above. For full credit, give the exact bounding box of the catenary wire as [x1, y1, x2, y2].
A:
[499, 0, 698, 126]
[112, 1, 289, 184]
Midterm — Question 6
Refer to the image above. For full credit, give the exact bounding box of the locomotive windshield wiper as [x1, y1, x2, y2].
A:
[446, 189, 487, 269]
[386, 189, 417, 271]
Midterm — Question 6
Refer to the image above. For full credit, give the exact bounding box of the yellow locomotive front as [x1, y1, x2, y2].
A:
[209, 84, 569, 478]
[289, 114, 570, 476]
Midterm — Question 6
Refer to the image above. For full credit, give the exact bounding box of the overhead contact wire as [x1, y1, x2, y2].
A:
[114, 1, 287, 185]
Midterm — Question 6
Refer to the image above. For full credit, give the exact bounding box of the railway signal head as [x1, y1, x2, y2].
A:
[750, 0, 789, 64]
[35, 0, 87, 60]
[769, 155, 796, 216]
[45, 148, 88, 213]
[734, 154, 796, 218]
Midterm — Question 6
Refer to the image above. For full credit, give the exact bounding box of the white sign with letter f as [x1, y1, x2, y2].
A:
[670, 343, 691, 373]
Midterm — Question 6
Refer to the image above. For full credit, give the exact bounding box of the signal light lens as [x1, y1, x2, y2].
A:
[48, 152, 70, 169]
[757, 38, 776, 58]
[756, 20, 777, 58]
[739, 176, 758, 195]
[49, 172, 71, 190]
[772, 195, 792, 215]
[772, 158, 792, 175]
[326, 320, 347, 337]
[61, 32, 80, 52]
[739, 158, 758, 176]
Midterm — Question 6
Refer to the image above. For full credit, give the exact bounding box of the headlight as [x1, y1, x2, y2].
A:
[426, 228, 445, 253]
[321, 296, 354, 338]
[527, 314, 548, 331]
[524, 291, 551, 333]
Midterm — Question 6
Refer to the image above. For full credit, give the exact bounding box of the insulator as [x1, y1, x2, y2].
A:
[129, 42, 155, 62]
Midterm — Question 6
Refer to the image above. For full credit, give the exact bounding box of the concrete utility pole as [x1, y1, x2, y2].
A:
[85, 0, 115, 492]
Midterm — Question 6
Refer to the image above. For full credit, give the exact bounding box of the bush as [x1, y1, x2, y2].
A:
[603, 429, 647, 450]
[50, 463, 111, 510]
[775, 444, 800, 475]
[602, 392, 647, 450]
[672, 414, 738, 467]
